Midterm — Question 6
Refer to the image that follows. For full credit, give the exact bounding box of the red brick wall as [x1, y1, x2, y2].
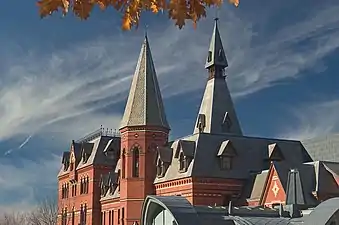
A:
[57, 164, 113, 225]
[261, 168, 286, 207]
[155, 177, 244, 206]
[119, 126, 169, 225]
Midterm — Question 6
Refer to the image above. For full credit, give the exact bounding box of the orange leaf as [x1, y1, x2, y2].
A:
[37, 0, 68, 17]
[37, 0, 240, 30]
[73, 0, 94, 19]
[229, 0, 239, 7]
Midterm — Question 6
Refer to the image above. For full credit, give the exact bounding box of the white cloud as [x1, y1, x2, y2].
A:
[1, 3, 339, 142]
[277, 99, 339, 140]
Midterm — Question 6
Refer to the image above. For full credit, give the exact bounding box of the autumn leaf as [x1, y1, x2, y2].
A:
[37, 0, 69, 17]
[229, 0, 239, 7]
[37, 0, 240, 30]
[73, 0, 94, 19]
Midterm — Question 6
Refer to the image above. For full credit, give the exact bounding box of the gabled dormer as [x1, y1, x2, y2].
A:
[156, 146, 173, 178]
[103, 138, 121, 161]
[174, 140, 195, 173]
[267, 143, 284, 162]
[81, 143, 93, 164]
[217, 140, 237, 170]
[62, 152, 70, 171]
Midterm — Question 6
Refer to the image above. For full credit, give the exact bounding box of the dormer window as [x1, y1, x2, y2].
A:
[196, 114, 206, 133]
[179, 152, 186, 172]
[220, 156, 232, 170]
[63, 161, 69, 171]
[217, 140, 237, 171]
[105, 148, 115, 160]
[207, 51, 212, 62]
[156, 158, 164, 177]
[82, 153, 88, 163]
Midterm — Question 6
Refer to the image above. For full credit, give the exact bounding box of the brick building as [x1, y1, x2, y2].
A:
[57, 19, 339, 225]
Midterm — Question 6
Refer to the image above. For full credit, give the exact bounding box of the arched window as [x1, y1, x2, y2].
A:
[156, 158, 163, 177]
[86, 176, 89, 194]
[179, 152, 185, 171]
[122, 149, 126, 179]
[132, 147, 140, 178]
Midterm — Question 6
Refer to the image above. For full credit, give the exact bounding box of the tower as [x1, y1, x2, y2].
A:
[118, 35, 170, 225]
[193, 18, 242, 135]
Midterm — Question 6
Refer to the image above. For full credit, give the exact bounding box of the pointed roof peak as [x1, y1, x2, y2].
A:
[194, 20, 242, 135]
[205, 19, 228, 69]
[119, 36, 170, 130]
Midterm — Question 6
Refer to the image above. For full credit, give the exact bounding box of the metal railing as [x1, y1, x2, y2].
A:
[76, 125, 120, 143]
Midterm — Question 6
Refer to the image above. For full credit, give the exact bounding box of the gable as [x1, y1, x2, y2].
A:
[260, 164, 286, 207]
[217, 140, 237, 157]
[267, 143, 284, 161]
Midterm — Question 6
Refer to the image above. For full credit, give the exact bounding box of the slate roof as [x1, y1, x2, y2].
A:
[119, 35, 169, 130]
[302, 134, 339, 162]
[58, 135, 121, 177]
[154, 133, 312, 183]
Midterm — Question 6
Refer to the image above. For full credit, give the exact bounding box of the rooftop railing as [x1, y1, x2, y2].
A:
[76, 125, 120, 143]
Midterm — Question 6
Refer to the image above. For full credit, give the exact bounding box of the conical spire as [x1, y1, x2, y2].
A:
[205, 18, 228, 69]
[193, 19, 242, 135]
[119, 35, 170, 130]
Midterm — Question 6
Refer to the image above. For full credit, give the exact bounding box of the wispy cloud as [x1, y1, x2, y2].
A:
[1, 2, 339, 142]
[277, 99, 339, 140]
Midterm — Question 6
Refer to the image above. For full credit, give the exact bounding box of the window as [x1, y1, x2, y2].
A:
[71, 183, 77, 197]
[207, 51, 212, 62]
[122, 150, 126, 179]
[86, 177, 89, 194]
[62, 208, 68, 225]
[109, 211, 112, 225]
[220, 156, 232, 170]
[121, 208, 125, 225]
[80, 179, 84, 194]
[66, 184, 69, 198]
[156, 158, 163, 177]
[80, 205, 84, 225]
[179, 152, 185, 172]
[70, 162, 74, 171]
[132, 148, 139, 178]
[84, 204, 87, 224]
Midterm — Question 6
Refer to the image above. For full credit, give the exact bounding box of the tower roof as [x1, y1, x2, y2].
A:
[119, 36, 170, 130]
[194, 19, 242, 135]
[205, 18, 228, 69]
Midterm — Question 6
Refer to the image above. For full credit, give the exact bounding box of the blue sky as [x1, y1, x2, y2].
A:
[0, 0, 339, 212]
